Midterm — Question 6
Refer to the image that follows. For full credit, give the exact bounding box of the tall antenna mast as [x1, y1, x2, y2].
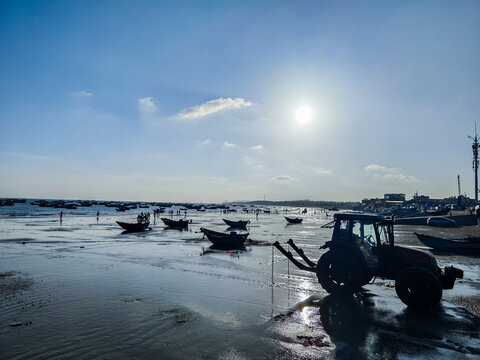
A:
[468, 124, 479, 203]
[457, 175, 461, 198]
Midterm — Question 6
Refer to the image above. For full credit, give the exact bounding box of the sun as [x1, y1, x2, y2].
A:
[295, 105, 313, 125]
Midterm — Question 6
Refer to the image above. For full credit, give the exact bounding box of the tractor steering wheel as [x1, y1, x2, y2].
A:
[364, 234, 375, 246]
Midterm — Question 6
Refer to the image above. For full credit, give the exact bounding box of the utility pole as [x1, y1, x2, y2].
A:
[468, 125, 480, 203]
[457, 175, 462, 207]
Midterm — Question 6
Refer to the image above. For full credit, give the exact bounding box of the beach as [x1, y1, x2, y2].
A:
[1, 204, 479, 359]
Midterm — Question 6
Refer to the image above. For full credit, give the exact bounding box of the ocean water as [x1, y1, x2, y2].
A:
[0, 201, 479, 359]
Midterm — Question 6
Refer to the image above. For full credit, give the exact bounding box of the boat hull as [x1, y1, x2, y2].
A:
[200, 228, 248, 248]
[222, 219, 249, 228]
[116, 221, 149, 232]
[285, 217, 303, 224]
[415, 233, 480, 252]
[161, 218, 189, 228]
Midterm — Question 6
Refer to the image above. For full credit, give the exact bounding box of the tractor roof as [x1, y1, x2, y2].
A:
[333, 212, 393, 223]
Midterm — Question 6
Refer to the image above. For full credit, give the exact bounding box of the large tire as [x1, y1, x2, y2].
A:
[395, 267, 443, 308]
[316, 250, 366, 296]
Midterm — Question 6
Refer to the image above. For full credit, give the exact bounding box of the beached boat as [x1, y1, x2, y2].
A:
[427, 217, 457, 227]
[200, 227, 249, 248]
[222, 219, 250, 228]
[285, 217, 303, 224]
[414, 233, 480, 252]
[161, 218, 190, 228]
[116, 221, 150, 232]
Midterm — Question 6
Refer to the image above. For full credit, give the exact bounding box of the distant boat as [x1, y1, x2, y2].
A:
[414, 233, 480, 252]
[116, 221, 150, 232]
[285, 217, 303, 224]
[161, 218, 190, 228]
[427, 217, 456, 227]
[222, 219, 250, 228]
[200, 228, 249, 248]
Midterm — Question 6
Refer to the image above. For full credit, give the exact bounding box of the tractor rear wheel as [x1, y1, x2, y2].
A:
[395, 267, 443, 308]
[316, 250, 366, 296]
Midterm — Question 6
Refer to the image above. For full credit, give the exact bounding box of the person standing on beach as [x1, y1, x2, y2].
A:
[60, 211, 63, 223]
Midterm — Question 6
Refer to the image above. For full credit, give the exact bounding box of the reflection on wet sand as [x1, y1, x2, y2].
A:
[270, 291, 480, 359]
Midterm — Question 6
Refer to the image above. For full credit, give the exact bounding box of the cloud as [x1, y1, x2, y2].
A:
[0, 151, 53, 162]
[223, 141, 237, 149]
[365, 164, 395, 172]
[365, 164, 417, 182]
[250, 144, 264, 151]
[382, 173, 417, 182]
[70, 90, 93, 98]
[197, 139, 212, 146]
[273, 175, 296, 183]
[177, 97, 252, 120]
[138, 97, 157, 115]
[315, 168, 332, 175]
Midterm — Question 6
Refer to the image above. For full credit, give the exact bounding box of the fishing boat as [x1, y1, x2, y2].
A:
[200, 228, 249, 248]
[116, 221, 150, 232]
[285, 217, 303, 224]
[222, 219, 250, 228]
[161, 218, 190, 228]
[414, 232, 480, 252]
[117, 212, 151, 232]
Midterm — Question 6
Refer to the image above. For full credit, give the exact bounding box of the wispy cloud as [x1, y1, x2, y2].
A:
[197, 139, 212, 147]
[70, 90, 93, 98]
[0, 151, 53, 162]
[223, 141, 237, 149]
[138, 97, 157, 115]
[314, 168, 333, 175]
[365, 164, 417, 182]
[177, 97, 252, 120]
[365, 164, 395, 172]
[273, 175, 296, 183]
[250, 144, 264, 151]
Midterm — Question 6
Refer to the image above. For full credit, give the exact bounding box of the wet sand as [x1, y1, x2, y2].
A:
[1, 209, 479, 359]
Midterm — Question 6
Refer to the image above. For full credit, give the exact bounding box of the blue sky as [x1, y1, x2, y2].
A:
[0, 1, 479, 202]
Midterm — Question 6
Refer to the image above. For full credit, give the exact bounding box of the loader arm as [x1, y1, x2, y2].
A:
[273, 241, 316, 272]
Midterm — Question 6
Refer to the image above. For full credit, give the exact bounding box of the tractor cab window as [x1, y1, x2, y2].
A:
[352, 220, 379, 268]
[338, 220, 350, 241]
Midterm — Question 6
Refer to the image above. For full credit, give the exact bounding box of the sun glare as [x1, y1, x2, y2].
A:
[295, 105, 313, 125]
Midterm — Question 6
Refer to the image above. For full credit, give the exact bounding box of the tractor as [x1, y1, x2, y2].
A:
[274, 213, 463, 308]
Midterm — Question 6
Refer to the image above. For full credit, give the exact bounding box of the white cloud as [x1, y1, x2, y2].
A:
[177, 97, 252, 120]
[365, 164, 417, 182]
[365, 164, 395, 172]
[138, 97, 157, 115]
[315, 168, 333, 175]
[223, 141, 237, 149]
[197, 139, 212, 146]
[273, 175, 296, 183]
[382, 173, 417, 182]
[0, 151, 53, 162]
[71, 90, 93, 98]
[250, 144, 264, 151]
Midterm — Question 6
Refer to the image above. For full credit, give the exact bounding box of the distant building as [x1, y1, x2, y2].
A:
[384, 193, 406, 202]
[412, 194, 430, 204]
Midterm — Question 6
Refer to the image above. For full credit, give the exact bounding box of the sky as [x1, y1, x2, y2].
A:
[0, 0, 479, 202]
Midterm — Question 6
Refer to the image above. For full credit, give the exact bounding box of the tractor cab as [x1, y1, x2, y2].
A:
[330, 213, 393, 271]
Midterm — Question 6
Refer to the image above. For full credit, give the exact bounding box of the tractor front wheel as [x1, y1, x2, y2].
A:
[316, 250, 366, 296]
[395, 267, 443, 308]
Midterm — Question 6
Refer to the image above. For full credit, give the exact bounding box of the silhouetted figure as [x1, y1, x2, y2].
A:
[60, 211, 63, 224]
